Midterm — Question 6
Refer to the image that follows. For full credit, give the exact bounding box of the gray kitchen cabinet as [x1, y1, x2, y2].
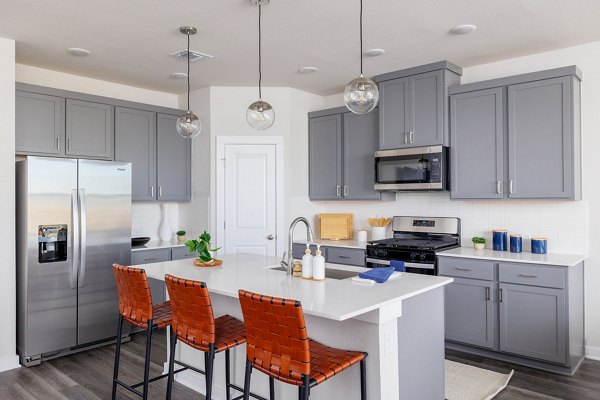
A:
[65, 99, 114, 159]
[326, 246, 365, 267]
[157, 113, 192, 201]
[171, 246, 197, 260]
[507, 77, 575, 199]
[449, 66, 582, 200]
[499, 283, 566, 364]
[115, 107, 157, 201]
[450, 87, 505, 199]
[131, 249, 170, 305]
[443, 277, 495, 350]
[375, 61, 462, 150]
[15, 91, 65, 156]
[309, 114, 343, 200]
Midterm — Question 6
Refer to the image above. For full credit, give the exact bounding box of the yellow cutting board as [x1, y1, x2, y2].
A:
[319, 214, 353, 240]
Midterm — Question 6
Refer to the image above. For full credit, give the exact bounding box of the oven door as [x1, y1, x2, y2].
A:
[366, 257, 437, 275]
[374, 145, 447, 191]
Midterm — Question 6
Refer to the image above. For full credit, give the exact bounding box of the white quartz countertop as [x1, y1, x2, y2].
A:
[142, 253, 452, 321]
[131, 239, 187, 252]
[293, 239, 367, 250]
[437, 247, 587, 267]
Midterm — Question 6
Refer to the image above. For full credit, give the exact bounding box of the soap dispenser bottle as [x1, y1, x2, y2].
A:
[301, 244, 313, 279]
[313, 245, 325, 281]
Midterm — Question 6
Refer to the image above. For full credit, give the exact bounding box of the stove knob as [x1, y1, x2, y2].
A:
[420, 253, 427, 261]
[410, 253, 417, 260]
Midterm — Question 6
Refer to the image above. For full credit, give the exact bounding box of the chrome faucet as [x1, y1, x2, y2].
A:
[281, 217, 315, 275]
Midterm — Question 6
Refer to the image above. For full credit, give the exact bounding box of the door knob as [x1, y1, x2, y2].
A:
[267, 234, 274, 240]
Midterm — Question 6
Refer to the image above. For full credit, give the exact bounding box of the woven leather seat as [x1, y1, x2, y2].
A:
[238, 289, 367, 400]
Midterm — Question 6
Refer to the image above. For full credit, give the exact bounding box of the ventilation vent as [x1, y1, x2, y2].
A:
[171, 49, 213, 62]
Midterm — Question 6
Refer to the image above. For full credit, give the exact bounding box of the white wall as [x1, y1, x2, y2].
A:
[0, 37, 19, 372]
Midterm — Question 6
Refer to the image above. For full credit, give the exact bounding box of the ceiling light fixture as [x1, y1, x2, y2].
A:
[450, 24, 477, 35]
[364, 48, 386, 57]
[175, 26, 202, 139]
[67, 48, 91, 57]
[246, 0, 275, 131]
[299, 66, 319, 74]
[344, 0, 379, 114]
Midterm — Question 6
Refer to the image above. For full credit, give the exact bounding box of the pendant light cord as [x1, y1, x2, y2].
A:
[360, 0, 363, 76]
[187, 32, 191, 111]
[258, 4, 262, 100]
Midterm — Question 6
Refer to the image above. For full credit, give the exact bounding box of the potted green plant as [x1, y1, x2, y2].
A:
[176, 230, 186, 242]
[185, 231, 222, 266]
[472, 236, 486, 250]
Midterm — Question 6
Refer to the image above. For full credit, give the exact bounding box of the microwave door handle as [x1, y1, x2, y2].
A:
[71, 189, 80, 289]
[78, 188, 87, 288]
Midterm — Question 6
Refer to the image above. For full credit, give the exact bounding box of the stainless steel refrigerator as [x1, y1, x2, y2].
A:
[16, 156, 132, 366]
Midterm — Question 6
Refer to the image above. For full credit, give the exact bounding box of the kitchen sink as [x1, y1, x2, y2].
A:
[270, 266, 358, 280]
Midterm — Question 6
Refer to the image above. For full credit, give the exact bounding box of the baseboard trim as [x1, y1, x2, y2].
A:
[585, 346, 600, 361]
[0, 354, 20, 372]
[163, 361, 228, 400]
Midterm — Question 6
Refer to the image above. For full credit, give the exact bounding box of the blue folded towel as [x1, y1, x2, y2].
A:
[390, 260, 405, 272]
[359, 266, 395, 283]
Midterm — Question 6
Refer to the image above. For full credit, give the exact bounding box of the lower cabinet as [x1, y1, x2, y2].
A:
[131, 248, 171, 305]
[292, 243, 365, 267]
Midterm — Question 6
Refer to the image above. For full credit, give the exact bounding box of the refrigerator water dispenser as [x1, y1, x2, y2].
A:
[38, 225, 68, 263]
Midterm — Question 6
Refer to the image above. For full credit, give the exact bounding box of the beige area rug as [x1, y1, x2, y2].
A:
[445, 360, 514, 400]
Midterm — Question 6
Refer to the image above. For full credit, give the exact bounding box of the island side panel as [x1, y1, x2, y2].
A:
[397, 286, 446, 400]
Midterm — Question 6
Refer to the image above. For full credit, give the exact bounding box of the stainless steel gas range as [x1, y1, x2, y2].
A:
[366, 216, 460, 275]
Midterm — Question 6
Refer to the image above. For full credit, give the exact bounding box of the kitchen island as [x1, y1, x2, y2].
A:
[142, 253, 453, 400]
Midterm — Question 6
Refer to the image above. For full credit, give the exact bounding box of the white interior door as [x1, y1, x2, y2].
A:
[223, 144, 277, 256]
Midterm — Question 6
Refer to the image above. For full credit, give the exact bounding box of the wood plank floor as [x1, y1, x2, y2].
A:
[1, 332, 600, 399]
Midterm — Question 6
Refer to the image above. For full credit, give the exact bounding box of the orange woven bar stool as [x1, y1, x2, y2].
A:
[111, 264, 175, 400]
[238, 290, 368, 400]
[165, 275, 260, 400]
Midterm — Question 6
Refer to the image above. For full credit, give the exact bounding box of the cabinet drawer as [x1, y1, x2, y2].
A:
[131, 249, 171, 265]
[438, 257, 495, 281]
[171, 246, 197, 260]
[499, 262, 566, 289]
[326, 247, 365, 267]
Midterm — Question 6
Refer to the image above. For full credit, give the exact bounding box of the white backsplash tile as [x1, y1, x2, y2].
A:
[131, 202, 180, 240]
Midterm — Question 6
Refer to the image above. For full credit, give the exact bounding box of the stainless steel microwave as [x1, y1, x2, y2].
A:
[374, 145, 449, 191]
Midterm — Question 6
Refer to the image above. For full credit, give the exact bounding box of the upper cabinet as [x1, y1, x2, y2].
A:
[308, 107, 387, 201]
[16, 91, 64, 156]
[375, 61, 462, 150]
[157, 113, 192, 201]
[450, 66, 582, 200]
[66, 99, 114, 159]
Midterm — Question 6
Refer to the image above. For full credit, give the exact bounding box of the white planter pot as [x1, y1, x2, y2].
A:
[474, 243, 485, 250]
[372, 227, 387, 241]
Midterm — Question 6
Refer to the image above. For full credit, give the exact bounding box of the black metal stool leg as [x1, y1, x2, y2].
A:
[111, 315, 124, 400]
[269, 377, 275, 400]
[243, 360, 253, 400]
[166, 329, 178, 400]
[360, 358, 367, 400]
[225, 349, 231, 400]
[205, 344, 215, 400]
[142, 320, 153, 400]
[302, 375, 310, 400]
[298, 386, 303, 400]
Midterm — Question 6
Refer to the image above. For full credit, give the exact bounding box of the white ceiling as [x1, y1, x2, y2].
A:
[2, 0, 600, 96]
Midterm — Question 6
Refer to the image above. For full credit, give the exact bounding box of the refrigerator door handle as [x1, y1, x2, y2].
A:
[78, 188, 87, 288]
[71, 189, 80, 289]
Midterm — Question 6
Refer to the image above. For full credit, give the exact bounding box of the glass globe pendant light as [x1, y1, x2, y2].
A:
[247, 0, 275, 130]
[344, 0, 379, 114]
[176, 26, 202, 139]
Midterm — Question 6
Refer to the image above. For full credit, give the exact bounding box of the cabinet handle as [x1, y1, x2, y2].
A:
[159, 186, 163, 197]
[56, 137, 60, 150]
[144, 258, 157, 262]
[336, 185, 341, 197]
[409, 131, 414, 143]
[151, 186, 154, 197]
[343, 185, 349, 196]
[509, 180, 515, 194]
[485, 287, 491, 301]
[499, 288, 504, 302]
[518, 273, 538, 278]
[497, 181, 502, 194]
[454, 267, 472, 271]
[338, 255, 351, 259]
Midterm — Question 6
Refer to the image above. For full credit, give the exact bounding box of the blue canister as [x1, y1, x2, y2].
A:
[531, 237, 548, 254]
[510, 235, 522, 253]
[493, 230, 508, 251]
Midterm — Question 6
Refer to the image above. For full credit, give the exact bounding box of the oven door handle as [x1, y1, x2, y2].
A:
[366, 258, 390, 266]
[366, 258, 435, 270]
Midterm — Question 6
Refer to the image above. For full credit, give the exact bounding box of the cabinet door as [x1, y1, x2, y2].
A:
[442, 277, 495, 349]
[378, 77, 410, 150]
[507, 77, 573, 198]
[499, 283, 567, 364]
[342, 111, 381, 200]
[66, 99, 114, 159]
[450, 88, 505, 199]
[16, 91, 64, 155]
[115, 107, 157, 201]
[409, 70, 444, 146]
[130, 249, 171, 304]
[309, 114, 342, 200]
[157, 113, 192, 201]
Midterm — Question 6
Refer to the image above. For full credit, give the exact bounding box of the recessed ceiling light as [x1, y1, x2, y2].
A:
[450, 24, 477, 35]
[364, 48, 386, 57]
[298, 66, 318, 74]
[67, 48, 92, 57]
[170, 72, 188, 79]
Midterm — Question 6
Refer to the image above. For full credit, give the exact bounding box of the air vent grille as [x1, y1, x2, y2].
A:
[171, 49, 213, 62]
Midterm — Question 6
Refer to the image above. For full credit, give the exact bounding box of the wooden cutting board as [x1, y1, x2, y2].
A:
[319, 214, 353, 240]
